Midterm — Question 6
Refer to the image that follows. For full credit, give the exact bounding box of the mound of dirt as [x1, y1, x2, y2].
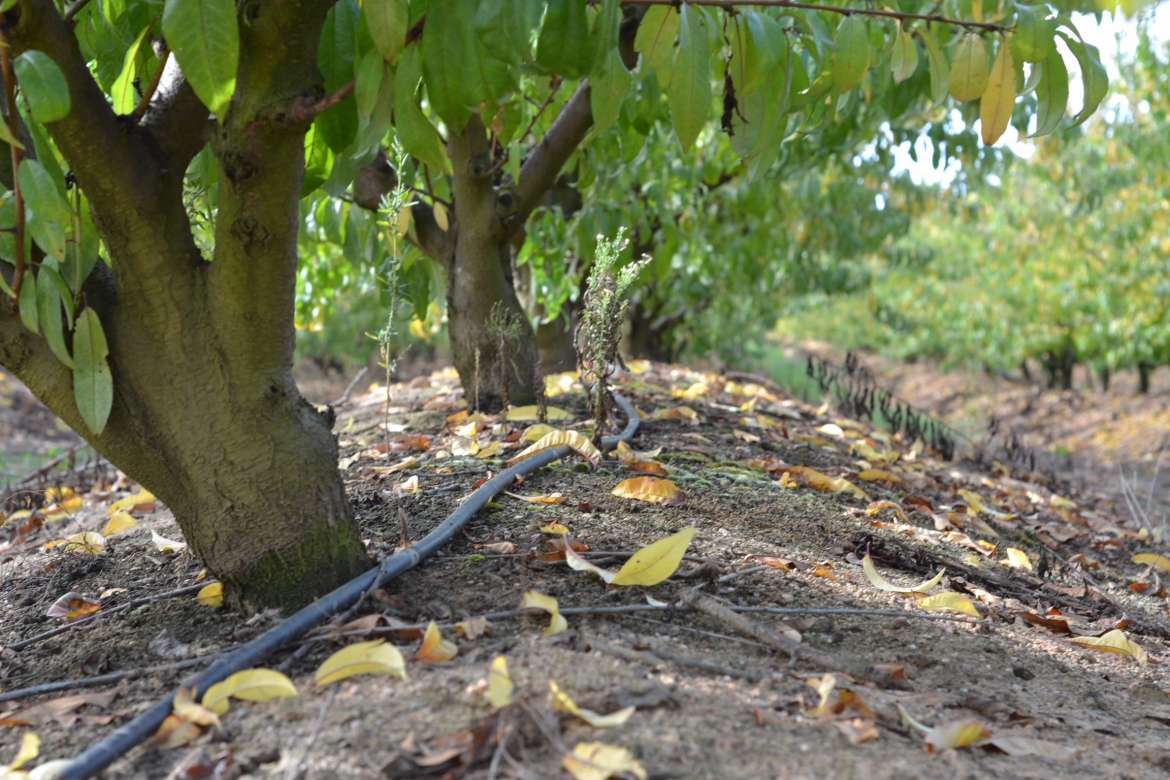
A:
[3, 362, 1170, 779]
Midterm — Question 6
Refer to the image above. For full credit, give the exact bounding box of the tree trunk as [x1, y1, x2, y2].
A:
[536, 311, 579, 374]
[0, 0, 370, 611]
[1138, 362, 1153, 394]
[444, 119, 539, 411]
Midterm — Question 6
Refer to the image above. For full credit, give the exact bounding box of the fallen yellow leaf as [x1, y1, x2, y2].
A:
[1133, 552, 1170, 574]
[1002, 547, 1032, 571]
[857, 469, 903, 485]
[611, 477, 684, 505]
[60, 531, 106, 556]
[521, 423, 557, 443]
[925, 719, 992, 752]
[521, 591, 568, 636]
[7, 731, 39, 771]
[509, 429, 601, 468]
[101, 511, 138, 536]
[649, 406, 700, 424]
[513, 492, 566, 505]
[540, 522, 572, 535]
[196, 582, 224, 608]
[1070, 629, 1148, 666]
[314, 640, 408, 686]
[611, 527, 696, 586]
[487, 656, 514, 709]
[565, 542, 617, 583]
[563, 742, 647, 780]
[505, 405, 572, 422]
[107, 490, 156, 516]
[416, 621, 458, 663]
[784, 466, 869, 501]
[151, 531, 187, 554]
[865, 500, 908, 522]
[862, 553, 945, 594]
[201, 668, 298, 715]
[916, 592, 980, 617]
[550, 681, 635, 728]
[172, 687, 220, 728]
[475, 441, 504, 459]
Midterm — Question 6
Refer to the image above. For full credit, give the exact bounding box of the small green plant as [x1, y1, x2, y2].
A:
[577, 228, 648, 445]
[367, 144, 414, 446]
[486, 301, 526, 412]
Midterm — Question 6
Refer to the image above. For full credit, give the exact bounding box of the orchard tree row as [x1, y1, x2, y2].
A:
[0, 0, 1113, 608]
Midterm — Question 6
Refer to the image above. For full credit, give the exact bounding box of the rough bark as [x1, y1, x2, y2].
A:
[0, 0, 370, 611]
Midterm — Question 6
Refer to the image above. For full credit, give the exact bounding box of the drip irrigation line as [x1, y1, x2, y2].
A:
[58, 394, 640, 780]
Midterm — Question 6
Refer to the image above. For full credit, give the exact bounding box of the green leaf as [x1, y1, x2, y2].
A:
[73, 307, 113, 434]
[667, 4, 710, 152]
[891, 27, 918, 85]
[112, 26, 152, 115]
[1012, 5, 1056, 63]
[949, 33, 989, 102]
[18, 158, 70, 261]
[36, 264, 73, 369]
[421, 2, 481, 130]
[634, 5, 680, 89]
[395, 46, 452, 174]
[536, 0, 593, 79]
[732, 34, 790, 179]
[162, 0, 238, 120]
[980, 40, 1016, 145]
[590, 49, 631, 134]
[18, 270, 38, 334]
[363, 0, 408, 63]
[919, 29, 949, 107]
[0, 116, 23, 150]
[1060, 33, 1108, 128]
[354, 48, 385, 124]
[13, 51, 71, 124]
[831, 16, 870, 93]
[356, 60, 394, 152]
[1031, 54, 1068, 137]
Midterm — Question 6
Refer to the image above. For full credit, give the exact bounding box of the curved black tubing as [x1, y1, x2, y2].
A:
[59, 394, 639, 779]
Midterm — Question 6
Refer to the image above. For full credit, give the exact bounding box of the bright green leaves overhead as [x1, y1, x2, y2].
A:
[363, 0, 408, 63]
[13, 51, 71, 124]
[634, 5, 680, 89]
[112, 26, 153, 115]
[162, 0, 239, 121]
[949, 33, 990, 102]
[979, 39, 1016, 145]
[591, 50, 632, 134]
[891, 25, 918, 85]
[537, 0, 594, 79]
[668, 4, 711, 152]
[1061, 33, 1108, 129]
[421, 2, 482, 131]
[920, 29, 950, 106]
[395, 46, 452, 174]
[832, 16, 870, 93]
[73, 308, 114, 434]
[18, 159, 71, 262]
[1012, 5, 1057, 63]
[1031, 54, 1068, 137]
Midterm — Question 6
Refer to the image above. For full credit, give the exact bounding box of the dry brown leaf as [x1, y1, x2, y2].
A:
[416, 621, 458, 663]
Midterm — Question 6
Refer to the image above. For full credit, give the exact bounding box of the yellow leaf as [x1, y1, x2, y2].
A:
[1070, 629, 1148, 666]
[476, 441, 503, 459]
[45, 486, 74, 502]
[851, 440, 897, 464]
[958, 489, 1014, 519]
[1002, 547, 1032, 571]
[396, 205, 412, 238]
[514, 492, 566, 505]
[416, 621, 458, 663]
[314, 640, 408, 686]
[101, 511, 138, 536]
[1133, 552, 1170, 574]
[611, 477, 684, 505]
[540, 521, 572, 535]
[172, 687, 220, 728]
[544, 371, 579, 398]
[201, 668, 298, 716]
[151, 531, 186, 554]
[521, 590, 568, 635]
[487, 656, 514, 709]
[862, 553, 945, 594]
[563, 742, 647, 780]
[509, 429, 602, 468]
[521, 423, 557, 443]
[865, 500, 908, 522]
[857, 469, 902, 485]
[107, 490, 155, 516]
[980, 40, 1016, 146]
[396, 475, 421, 494]
[672, 381, 708, 401]
[784, 466, 870, 501]
[916, 592, 980, 617]
[924, 719, 992, 752]
[950, 33, 989, 102]
[611, 526, 696, 586]
[8, 731, 39, 771]
[61, 531, 105, 555]
[371, 456, 419, 476]
[196, 582, 224, 608]
[565, 543, 617, 584]
[505, 405, 572, 422]
[550, 681, 636, 728]
[432, 201, 449, 231]
[649, 406, 700, 424]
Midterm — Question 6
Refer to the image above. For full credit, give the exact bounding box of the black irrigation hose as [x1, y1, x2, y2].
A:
[59, 394, 640, 780]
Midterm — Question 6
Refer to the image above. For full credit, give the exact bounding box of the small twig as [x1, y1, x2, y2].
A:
[132, 49, 170, 122]
[9, 583, 206, 651]
[62, 0, 94, 21]
[0, 655, 213, 705]
[14, 442, 87, 486]
[291, 81, 355, 123]
[488, 78, 562, 177]
[329, 366, 369, 408]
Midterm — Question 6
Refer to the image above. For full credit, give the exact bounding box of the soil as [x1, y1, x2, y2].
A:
[2, 360, 1170, 779]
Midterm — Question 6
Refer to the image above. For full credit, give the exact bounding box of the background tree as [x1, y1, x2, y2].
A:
[0, 0, 1108, 609]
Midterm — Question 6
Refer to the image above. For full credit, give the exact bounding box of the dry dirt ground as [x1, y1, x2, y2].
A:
[3, 362, 1170, 779]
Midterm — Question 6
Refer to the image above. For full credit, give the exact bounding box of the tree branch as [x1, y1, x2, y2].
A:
[140, 58, 213, 178]
[513, 81, 593, 234]
[621, 0, 1012, 32]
